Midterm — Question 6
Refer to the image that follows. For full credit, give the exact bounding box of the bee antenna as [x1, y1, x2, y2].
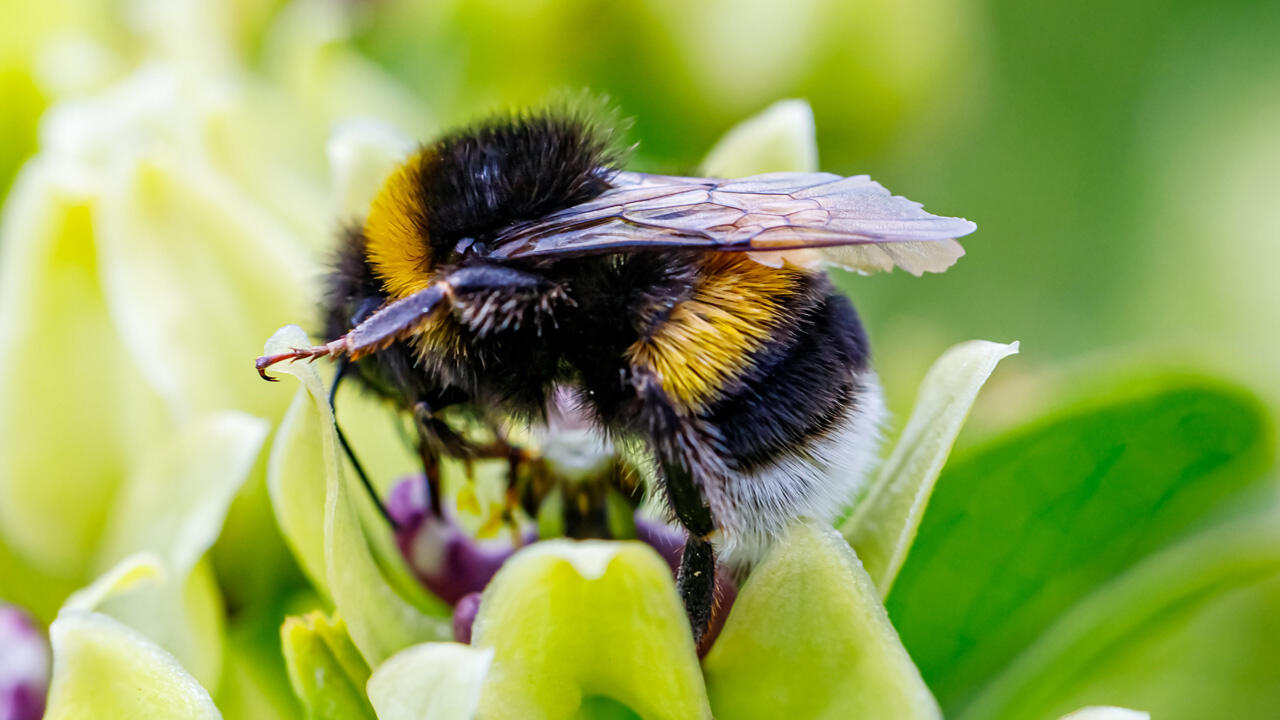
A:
[331, 360, 401, 532]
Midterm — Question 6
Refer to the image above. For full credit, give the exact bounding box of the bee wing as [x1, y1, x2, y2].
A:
[488, 171, 975, 275]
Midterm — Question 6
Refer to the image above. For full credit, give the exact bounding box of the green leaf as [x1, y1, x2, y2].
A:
[366, 643, 492, 720]
[700, 99, 818, 176]
[886, 381, 1275, 715]
[703, 523, 940, 720]
[262, 325, 451, 666]
[959, 503, 1280, 720]
[282, 612, 377, 720]
[843, 339, 1019, 594]
[470, 540, 712, 720]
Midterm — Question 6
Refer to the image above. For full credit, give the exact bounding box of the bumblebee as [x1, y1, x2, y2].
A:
[257, 110, 974, 644]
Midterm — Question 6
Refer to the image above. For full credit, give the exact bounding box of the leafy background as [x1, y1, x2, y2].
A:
[1, 0, 1278, 718]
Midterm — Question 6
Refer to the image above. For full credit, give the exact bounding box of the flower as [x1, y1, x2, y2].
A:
[0, 604, 50, 720]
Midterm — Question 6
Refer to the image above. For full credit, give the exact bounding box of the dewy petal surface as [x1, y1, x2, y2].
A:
[843, 339, 1019, 594]
[44, 612, 221, 720]
[703, 522, 940, 720]
[469, 540, 712, 720]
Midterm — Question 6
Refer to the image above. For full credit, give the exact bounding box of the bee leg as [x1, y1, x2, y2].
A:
[661, 451, 717, 648]
[410, 402, 451, 517]
[634, 373, 719, 646]
[330, 360, 399, 530]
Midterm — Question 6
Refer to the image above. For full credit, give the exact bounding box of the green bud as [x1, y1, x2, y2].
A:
[281, 612, 376, 720]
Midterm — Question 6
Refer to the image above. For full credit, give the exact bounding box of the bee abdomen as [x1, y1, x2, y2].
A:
[699, 290, 884, 563]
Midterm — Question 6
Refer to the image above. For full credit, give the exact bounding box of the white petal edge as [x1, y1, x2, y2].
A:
[841, 339, 1019, 595]
[505, 539, 626, 581]
[1059, 708, 1150, 720]
[700, 98, 818, 177]
[63, 553, 165, 613]
[94, 411, 268, 576]
[367, 643, 493, 720]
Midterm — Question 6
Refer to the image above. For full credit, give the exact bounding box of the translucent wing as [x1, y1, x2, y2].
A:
[488, 171, 975, 275]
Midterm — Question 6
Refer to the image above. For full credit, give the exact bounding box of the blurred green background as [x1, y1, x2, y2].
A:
[4, 0, 1278, 425]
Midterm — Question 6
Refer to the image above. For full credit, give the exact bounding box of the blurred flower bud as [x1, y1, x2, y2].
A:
[0, 605, 50, 720]
[451, 592, 483, 644]
[281, 611, 375, 720]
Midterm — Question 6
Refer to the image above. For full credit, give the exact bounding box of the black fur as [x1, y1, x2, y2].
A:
[416, 112, 621, 262]
[707, 287, 870, 474]
[323, 226, 463, 409]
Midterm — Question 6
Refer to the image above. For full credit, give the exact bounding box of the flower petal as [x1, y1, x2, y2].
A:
[1059, 708, 1149, 720]
[95, 412, 267, 575]
[470, 540, 712, 720]
[0, 159, 164, 581]
[842, 339, 1019, 594]
[700, 99, 818, 177]
[263, 326, 451, 666]
[267, 381, 335, 596]
[46, 554, 221, 718]
[62, 554, 165, 612]
[44, 611, 221, 720]
[86, 412, 265, 691]
[95, 149, 313, 420]
[366, 643, 492, 720]
[703, 522, 940, 720]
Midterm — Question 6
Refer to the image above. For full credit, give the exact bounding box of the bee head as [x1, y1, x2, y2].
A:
[363, 112, 620, 299]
